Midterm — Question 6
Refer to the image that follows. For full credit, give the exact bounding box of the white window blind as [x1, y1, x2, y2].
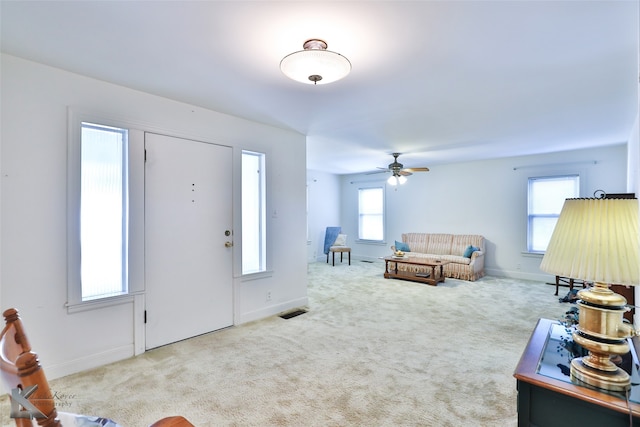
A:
[242, 150, 266, 274]
[358, 187, 384, 241]
[80, 122, 129, 300]
[527, 175, 579, 252]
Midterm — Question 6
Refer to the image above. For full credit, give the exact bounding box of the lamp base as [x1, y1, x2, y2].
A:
[570, 357, 630, 392]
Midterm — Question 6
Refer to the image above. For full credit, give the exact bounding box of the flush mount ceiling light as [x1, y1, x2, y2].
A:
[280, 39, 351, 85]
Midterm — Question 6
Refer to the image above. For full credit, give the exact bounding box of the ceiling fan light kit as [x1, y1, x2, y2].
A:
[280, 39, 351, 85]
[387, 175, 407, 186]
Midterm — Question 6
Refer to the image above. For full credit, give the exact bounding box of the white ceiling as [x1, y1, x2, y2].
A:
[1, 1, 638, 174]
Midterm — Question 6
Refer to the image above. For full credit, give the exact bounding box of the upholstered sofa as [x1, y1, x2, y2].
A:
[390, 233, 486, 281]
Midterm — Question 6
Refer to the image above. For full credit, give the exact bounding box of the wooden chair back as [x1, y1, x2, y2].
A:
[149, 416, 195, 427]
[1, 308, 194, 427]
[1, 308, 61, 426]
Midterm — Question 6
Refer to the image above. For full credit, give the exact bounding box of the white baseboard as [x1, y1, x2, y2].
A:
[309, 259, 553, 282]
[237, 296, 309, 325]
[45, 344, 134, 381]
[355, 255, 384, 263]
[484, 268, 553, 283]
[312, 254, 383, 264]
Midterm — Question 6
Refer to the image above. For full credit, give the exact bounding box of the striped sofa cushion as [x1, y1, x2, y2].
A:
[425, 233, 453, 255]
[401, 233, 430, 253]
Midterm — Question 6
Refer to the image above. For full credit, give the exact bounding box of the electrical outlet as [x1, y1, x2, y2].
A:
[266, 291, 272, 301]
[516, 263, 521, 270]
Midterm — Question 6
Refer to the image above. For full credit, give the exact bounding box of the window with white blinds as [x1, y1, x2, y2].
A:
[527, 175, 579, 253]
[242, 150, 266, 274]
[80, 122, 129, 300]
[358, 187, 384, 241]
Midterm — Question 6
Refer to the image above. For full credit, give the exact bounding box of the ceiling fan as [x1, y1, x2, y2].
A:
[372, 153, 429, 185]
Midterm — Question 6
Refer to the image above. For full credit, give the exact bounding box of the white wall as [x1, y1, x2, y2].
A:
[0, 54, 308, 380]
[628, 117, 639, 195]
[629, 115, 639, 326]
[333, 145, 627, 282]
[306, 170, 341, 263]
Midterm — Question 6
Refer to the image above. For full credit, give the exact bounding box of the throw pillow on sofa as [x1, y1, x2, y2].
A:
[395, 240, 411, 252]
[463, 245, 480, 258]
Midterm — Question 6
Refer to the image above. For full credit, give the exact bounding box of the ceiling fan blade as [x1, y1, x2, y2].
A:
[370, 154, 429, 177]
[366, 169, 390, 175]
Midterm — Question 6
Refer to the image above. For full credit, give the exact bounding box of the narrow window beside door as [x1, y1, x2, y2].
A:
[80, 122, 129, 300]
[242, 150, 266, 274]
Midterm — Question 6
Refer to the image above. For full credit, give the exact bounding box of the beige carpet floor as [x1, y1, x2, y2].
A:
[1, 261, 569, 426]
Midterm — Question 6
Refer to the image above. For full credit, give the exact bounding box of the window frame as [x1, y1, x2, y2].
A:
[67, 109, 144, 313]
[527, 174, 580, 253]
[241, 150, 267, 275]
[357, 186, 385, 243]
[79, 122, 129, 301]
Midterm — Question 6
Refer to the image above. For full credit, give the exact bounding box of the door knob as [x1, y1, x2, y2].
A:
[225, 241, 233, 248]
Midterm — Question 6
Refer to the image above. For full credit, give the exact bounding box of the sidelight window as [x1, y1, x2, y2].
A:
[242, 150, 266, 274]
[79, 122, 129, 300]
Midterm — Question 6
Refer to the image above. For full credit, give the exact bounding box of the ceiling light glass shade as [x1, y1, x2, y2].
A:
[280, 39, 351, 85]
[387, 175, 407, 186]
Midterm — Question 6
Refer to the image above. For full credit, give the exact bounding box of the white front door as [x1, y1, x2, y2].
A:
[144, 132, 233, 349]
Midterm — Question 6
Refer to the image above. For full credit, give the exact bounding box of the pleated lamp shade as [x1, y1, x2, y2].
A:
[540, 198, 640, 286]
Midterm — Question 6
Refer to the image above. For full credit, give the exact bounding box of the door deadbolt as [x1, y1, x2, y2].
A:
[225, 230, 231, 236]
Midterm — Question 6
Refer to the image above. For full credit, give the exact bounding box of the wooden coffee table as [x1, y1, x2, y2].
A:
[383, 256, 451, 286]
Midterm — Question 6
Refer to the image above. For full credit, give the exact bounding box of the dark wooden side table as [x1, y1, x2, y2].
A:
[514, 318, 640, 426]
[612, 284, 636, 323]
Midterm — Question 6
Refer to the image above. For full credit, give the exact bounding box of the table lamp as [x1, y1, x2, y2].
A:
[540, 197, 640, 391]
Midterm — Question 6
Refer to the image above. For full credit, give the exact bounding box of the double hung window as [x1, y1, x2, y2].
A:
[527, 175, 579, 252]
[358, 187, 384, 241]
